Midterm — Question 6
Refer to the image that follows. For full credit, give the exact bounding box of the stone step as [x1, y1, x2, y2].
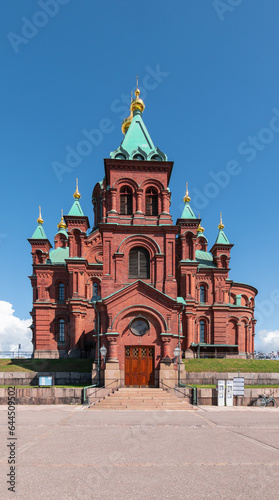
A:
[90, 387, 193, 410]
[108, 394, 176, 400]
[92, 405, 192, 410]
[118, 387, 164, 390]
[96, 400, 189, 406]
[113, 389, 167, 393]
[117, 389, 165, 393]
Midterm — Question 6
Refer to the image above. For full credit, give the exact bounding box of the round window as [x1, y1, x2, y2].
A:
[130, 317, 149, 336]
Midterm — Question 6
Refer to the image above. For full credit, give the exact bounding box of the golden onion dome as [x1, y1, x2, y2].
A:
[183, 182, 191, 203]
[121, 112, 133, 135]
[37, 205, 44, 224]
[57, 209, 66, 230]
[218, 212, 225, 230]
[121, 92, 133, 134]
[130, 77, 145, 114]
[73, 178, 81, 199]
[197, 214, 205, 233]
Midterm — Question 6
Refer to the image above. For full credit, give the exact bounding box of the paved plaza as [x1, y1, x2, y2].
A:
[1, 405, 279, 499]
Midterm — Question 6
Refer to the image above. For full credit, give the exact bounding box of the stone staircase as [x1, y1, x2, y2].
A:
[90, 387, 193, 410]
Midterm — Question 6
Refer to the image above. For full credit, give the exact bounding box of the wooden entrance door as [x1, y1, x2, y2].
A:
[125, 346, 154, 387]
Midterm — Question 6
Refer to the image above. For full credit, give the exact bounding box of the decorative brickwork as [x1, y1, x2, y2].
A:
[29, 92, 257, 378]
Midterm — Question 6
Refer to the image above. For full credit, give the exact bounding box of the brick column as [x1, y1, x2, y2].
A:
[101, 191, 106, 221]
[161, 336, 172, 358]
[136, 188, 143, 213]
[107, 335, 118, 362]
[70, 312, 80, 350]
[187, 315, 194, 347]
[181, 235, 186, 260]
[110, 188, 117, 212]
[161, 190, 169, 214]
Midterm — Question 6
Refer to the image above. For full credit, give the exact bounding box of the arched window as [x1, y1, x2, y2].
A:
[59, 319, 65, 343]
[92, 282, 99, 299]
[35, 250, 43, 264]
[199, 320, 205, 343]
[200, 285, 206, 303]
[120, 186, 133, 215]
[145, 187, 158, 215]
[230, 293, 236, 305]
[58, 283, 65, 302]
[133, 153, 144, 160]
[241, 295, 248, 307]
[186, 233, 193, 260]
[221, 255, 228, 269]
[129, 247, 150, 279]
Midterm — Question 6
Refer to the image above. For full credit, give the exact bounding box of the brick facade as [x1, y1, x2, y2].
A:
[29, 92, 257, 384]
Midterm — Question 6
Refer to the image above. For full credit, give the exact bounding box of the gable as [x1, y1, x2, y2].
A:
[102, 280, 178, 311]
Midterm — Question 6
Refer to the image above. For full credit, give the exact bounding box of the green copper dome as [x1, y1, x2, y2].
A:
[110, 86, 167, 161]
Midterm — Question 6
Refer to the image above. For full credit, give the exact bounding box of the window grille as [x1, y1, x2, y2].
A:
[93, 282, 98, 298]
[200, 320, 205, 343]
[58, 283, 65, 301]
[200, 285, 205, 303]
[59, 319, 65, 343]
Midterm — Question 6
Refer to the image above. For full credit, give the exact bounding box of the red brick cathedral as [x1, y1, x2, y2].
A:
[29, 86, 257, 386]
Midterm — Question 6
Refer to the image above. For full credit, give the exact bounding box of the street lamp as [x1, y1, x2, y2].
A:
[173, 344, 181, 386]
[173, 344, 180, 359]
[100, 345, 107, 364]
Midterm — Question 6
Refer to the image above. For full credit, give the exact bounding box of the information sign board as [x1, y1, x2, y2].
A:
[233, 377, 244, 396]
[217, 380, 225, 406]
[226, 380, 234, 406]
[39, 376, 53, 387]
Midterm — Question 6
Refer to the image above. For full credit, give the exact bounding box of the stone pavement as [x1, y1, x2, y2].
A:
[0, 405, 279, 499]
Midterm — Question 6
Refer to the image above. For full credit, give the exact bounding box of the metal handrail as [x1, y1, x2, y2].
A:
[160, 379, 198, 406]
[83, 378, 119, 404]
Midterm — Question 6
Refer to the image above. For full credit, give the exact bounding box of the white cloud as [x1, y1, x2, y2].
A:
[0, 301, 32, 352]
[255, 329, 279, 355]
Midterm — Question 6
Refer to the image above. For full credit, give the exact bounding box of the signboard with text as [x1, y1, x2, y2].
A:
[233, 377, 244, 396]
[217, 380, 225, 406]
[39, 376, 53, 387]
[226, 380, 234, 406]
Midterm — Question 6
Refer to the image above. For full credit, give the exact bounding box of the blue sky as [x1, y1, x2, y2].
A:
[1, 0, 279, 352]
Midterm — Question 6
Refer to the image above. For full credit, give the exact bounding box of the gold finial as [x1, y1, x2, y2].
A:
[57, 209, 67, 230]
[135, 74, 140, 98]
[197, 214, 205, 233]
[121, 91, 134, 135]
[218, 212, 225, 230]
[130, 76, 145, 114]
[37, 205, 44, 224]
[183, 182, 191, 203]
[73, 178, 81, 199]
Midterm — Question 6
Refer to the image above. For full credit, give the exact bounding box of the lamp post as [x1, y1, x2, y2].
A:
[173, 344, 181, 385]
[18, 344, 21, 359]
